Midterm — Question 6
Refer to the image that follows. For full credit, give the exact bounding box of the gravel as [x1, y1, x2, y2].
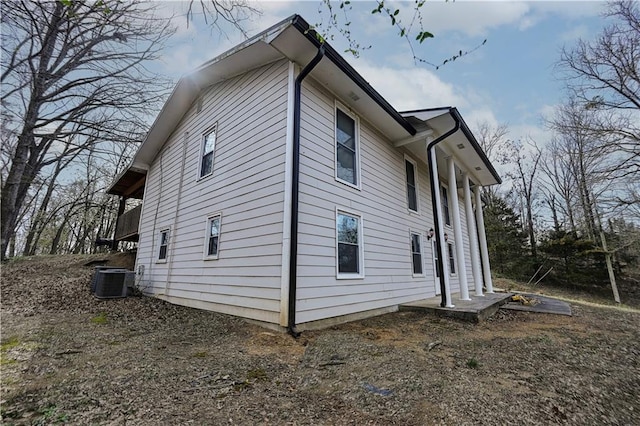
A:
[2, 254, 639, 425]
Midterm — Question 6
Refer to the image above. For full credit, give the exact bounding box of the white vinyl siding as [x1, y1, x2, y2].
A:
[135, 59, 289, 324]
[296, 77, 437, 324]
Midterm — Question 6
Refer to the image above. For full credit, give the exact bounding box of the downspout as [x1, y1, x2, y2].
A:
[426, 111, 460, 307]
[288, 46, 325, 337]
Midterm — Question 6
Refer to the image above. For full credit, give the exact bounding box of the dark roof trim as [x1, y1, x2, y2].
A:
[450, 107, 502, 184]
[291, 15, 417, 137]
[401, 106, 453, 113]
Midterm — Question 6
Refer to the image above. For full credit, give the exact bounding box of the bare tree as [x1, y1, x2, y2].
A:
[539, 137, 579, 233]
[505, 138, 543, 258]
[0, 0, 175, 259]
[185, 0, 260, 37]
[474, 120, 509, 201]
[557, 0, 639, 212]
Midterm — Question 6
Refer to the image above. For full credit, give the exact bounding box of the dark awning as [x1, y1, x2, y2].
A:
[106, 166, 147, 199]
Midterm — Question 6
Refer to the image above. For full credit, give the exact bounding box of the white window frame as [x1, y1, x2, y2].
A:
[410, 230, 424, 277]
[199, 124, 217, 180]
[404, 155, 420, 213]
[441, 183, 451, 226]
[447, 242, 457, 276]
[203, 213, 222, 260]
[335, 207, 365, 279]
[157, 228, 170, 263]
[334, 102, 361, 190]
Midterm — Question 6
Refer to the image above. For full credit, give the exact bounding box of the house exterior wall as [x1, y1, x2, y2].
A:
[295, 78, 468, 325]
[135, 59, 290, 324]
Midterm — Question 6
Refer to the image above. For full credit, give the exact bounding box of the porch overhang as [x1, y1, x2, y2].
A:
[399, 107, 502, 187]
[106, 164, 147, 199]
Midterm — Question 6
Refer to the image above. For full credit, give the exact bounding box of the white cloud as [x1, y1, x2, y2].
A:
[419, 1, 532, 36]
[559, 24, 590, 42]
[353, 59, 470, 111]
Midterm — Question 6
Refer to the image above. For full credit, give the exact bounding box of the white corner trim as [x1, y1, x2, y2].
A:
[279, 61, 296, 327]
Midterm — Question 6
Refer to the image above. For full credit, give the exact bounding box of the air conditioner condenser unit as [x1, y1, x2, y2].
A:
[95, 270, 128, 299]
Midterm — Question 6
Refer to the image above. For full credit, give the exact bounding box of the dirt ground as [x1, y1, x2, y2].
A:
[2, 254, 639, 425]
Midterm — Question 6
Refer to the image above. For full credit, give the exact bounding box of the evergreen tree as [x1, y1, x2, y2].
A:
[483, 193, 528, 278]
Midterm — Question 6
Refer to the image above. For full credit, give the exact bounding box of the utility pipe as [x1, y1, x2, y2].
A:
[426, 111, 460, 307]
[288, 46, 325, 337]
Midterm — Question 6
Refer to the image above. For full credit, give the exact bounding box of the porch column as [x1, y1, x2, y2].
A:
[474, 186, 494, 293]
[463, 174, 483, 296]
[447, 157, 470, 301]
[428, 144, 454, 307]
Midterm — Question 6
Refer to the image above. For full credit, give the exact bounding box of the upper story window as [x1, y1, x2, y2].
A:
[204, 214, 221, 259]
[158, 229, 170, 262]
[405, 157, 418, 212]
[411, 232, 423, 276]
[441, 184, 451, 226]
[336, 209, 364, 278]
[335, 107, 359, 188]
[200, 126, 217, 178]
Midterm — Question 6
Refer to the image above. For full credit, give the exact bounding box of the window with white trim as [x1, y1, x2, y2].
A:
[158, 229, 170, 261]
[411, 232, 423, 275]
[336, 210, 364, 277]
[448, 242, 456, 275]
[204, 214, 221, 259]
[335, 107, 359, 187]
[405, 157, 418, 212]
[441, 184, 451, 226]
[200, 126, 217, 178]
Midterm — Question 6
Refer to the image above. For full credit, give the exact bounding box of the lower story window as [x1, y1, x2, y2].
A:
[337, 210, 363, 277]
[411, 232, 423, 275]
[448, 242, 456, 275]
[205, 214, 221, 259]
[158, 229, 170, 261]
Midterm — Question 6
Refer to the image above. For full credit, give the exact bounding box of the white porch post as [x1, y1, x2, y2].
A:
[463, 174, 483, 296]
[474, 186, 494, 293]
[428, 144, 454, 307]
[447, 157, 470, 301]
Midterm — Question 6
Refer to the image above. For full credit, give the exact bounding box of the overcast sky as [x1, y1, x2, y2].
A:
[154, 0, 608, 153]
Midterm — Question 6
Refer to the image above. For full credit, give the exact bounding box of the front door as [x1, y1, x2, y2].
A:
[432, 241, 441, 295]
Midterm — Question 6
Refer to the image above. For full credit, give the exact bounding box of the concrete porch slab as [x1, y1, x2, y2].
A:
[399, 292, 513, 323]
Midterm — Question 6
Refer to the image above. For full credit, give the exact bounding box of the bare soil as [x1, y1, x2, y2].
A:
[2, 254, 639, 425]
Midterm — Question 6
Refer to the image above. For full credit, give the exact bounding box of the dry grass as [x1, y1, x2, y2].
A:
[1, 254, 639, 425]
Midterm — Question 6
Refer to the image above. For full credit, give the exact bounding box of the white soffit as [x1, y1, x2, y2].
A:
[270, 25, 412, 142]
[402, 110, 500, 186]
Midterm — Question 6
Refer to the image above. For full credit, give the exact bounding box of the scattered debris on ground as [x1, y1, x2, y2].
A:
[2, 254, 639, 425]
[511, 294, 539, 306]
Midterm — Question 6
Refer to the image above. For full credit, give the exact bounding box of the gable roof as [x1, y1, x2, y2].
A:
[108, 14, 500, 196]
